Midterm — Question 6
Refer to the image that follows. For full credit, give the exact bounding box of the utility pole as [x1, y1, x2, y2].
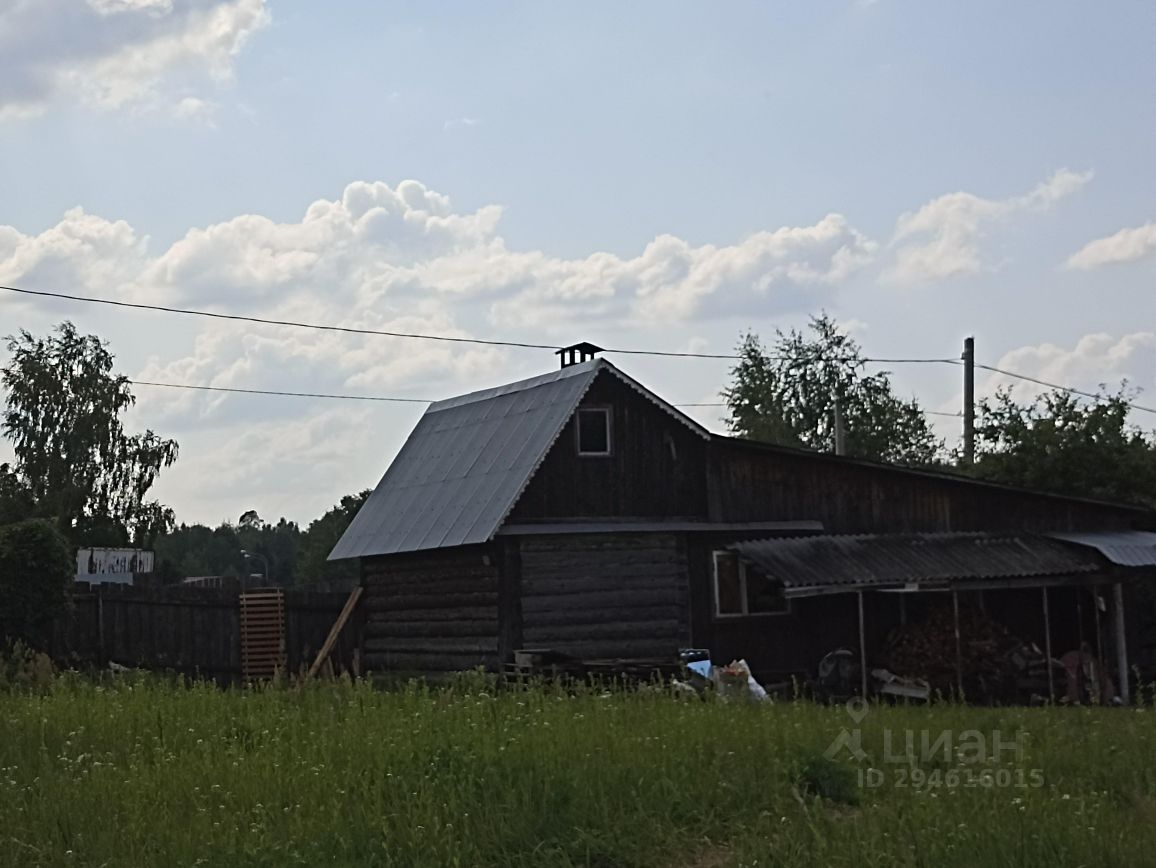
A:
[962, 336, 975, 465]
[833, 397, 847, 456]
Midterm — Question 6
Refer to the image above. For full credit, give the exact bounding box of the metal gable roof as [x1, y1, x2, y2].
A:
[329, 359, 708, 560]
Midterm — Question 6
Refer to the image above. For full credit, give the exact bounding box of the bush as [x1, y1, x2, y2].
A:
[0, 518, 73, 647]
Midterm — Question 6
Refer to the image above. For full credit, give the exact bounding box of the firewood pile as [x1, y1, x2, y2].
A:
[881, 603, 1059, 701]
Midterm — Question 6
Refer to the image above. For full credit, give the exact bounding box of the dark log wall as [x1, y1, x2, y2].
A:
[362, 545, 500, 674]
[709, 443, 1143, 533]
[518, 533, 689, 659]
[507, 371, 708, 522]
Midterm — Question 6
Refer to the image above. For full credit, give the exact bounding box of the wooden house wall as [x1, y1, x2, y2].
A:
[361, 545, 500, 673]
[507, 372, 708, 522]
[708, 443, 1142, 534]
[517, 533, 689, 659]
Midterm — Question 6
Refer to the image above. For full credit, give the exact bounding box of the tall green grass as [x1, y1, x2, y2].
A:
[2, 675, 1155, 867]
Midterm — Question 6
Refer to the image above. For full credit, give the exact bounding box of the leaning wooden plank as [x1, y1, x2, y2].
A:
[305, 586, 363, 681]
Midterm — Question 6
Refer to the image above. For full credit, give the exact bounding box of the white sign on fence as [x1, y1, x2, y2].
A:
[75, 548, 155, 585]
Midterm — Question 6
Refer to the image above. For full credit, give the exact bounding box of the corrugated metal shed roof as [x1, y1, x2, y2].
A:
[729, 533, 1103, 596]
[1047, 530, 1156, 567]
[329, 359, 708, 559]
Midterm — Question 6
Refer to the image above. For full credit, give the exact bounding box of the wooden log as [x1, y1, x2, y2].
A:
[522, 604, 682, 628]
[363, 637, 499, 655]
[362, 652, 497, 672]
[521, 573, 678, 597]
[364, 574, 498, 595]
[523, 618, 680, 642]
[365, 619, 499, 639]
[364, 591, 497, 611]
[521, 589, 675, 613]
[532, 638, 677, 659]
[367, 605, 498, 624]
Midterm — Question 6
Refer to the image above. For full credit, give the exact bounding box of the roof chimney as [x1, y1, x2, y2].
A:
[555, 341, 604, 369]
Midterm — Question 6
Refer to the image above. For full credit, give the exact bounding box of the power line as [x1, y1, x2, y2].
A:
[1, 285, 559, 351]
[1, 283, 961, 365]
[129, 378, 723, 410]
[13, 282, 1147, 416]
[975, 363, 1156, 416]
[129, 380, 432, 404]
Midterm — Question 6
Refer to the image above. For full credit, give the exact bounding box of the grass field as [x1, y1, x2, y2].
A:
[2, 675, 1156, 867]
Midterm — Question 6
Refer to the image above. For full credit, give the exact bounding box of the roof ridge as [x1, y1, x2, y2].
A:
[427, 359, 601, 413]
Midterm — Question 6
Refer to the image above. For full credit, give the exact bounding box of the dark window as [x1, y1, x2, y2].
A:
[713, 551, 743, 615]
[713, 551, 789, 617]
[576, 407, 611, 455]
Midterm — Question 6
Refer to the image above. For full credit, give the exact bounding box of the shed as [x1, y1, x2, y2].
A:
[331, 350, 1156, 695]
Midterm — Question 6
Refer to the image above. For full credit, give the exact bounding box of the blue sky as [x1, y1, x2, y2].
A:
[2, 1, 1155, 524]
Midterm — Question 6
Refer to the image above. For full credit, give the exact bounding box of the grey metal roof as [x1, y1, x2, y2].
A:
[497, 520, 824, 536]
[729, 533, 1103, 596]
[1047, 530, 1156, 567]
[329, 359, 709, 559]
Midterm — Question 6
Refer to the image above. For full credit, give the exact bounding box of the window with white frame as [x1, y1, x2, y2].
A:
[576, 407, 612, 456]
[712, 550, 789, 617]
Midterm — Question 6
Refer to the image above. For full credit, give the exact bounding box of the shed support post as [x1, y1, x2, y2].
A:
[1113, 583, 1130, 705]
[1042, 586, 1055, 703]
[1076, 591, 1086, 701]
[857, 591, 868, 698]
[952, 588, 963, 700]
[1092, 588, 1105, 702]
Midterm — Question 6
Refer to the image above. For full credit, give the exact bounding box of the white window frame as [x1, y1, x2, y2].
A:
[712, 550, 790, 618]
[575, 406, 612, 457]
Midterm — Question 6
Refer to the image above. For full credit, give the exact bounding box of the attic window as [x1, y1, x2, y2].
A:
[576, 407, 611, 456]
[712, 551, 789, 617]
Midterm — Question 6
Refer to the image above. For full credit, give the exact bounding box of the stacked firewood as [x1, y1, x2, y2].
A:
[881, 603, 1054, 700]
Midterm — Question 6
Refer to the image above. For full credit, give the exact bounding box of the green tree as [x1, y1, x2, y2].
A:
[972, 386, 1156, 507]
[0, 463, 34, 527]
[297, 490, 371, 585]
[723, 315, 943, 465]
[2, 322, 179, 546]
[0, 519, 73, 647]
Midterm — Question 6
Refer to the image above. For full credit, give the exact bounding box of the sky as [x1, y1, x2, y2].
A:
[1, 0, 1155, 527]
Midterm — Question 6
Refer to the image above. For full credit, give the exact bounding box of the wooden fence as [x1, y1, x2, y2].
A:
[48, 582, 363, 682]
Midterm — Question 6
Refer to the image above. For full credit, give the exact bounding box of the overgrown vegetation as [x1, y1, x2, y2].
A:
[0, 519, 73, 647]
[2, 678, 1156, 867]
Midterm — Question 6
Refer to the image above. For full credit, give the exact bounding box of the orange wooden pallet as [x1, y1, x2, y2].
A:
[240, 590, 286, 681]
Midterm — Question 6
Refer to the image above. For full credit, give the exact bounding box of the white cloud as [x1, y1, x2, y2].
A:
[1, 178, 871, 429]
[172, 95, 217, 124]
[0, 0, 270, 119]
[884, 169, 1093, 286]
[979, 332, 1156, 404]
[443, 117, 481, 131]
[1066, 222, 1156, 270]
